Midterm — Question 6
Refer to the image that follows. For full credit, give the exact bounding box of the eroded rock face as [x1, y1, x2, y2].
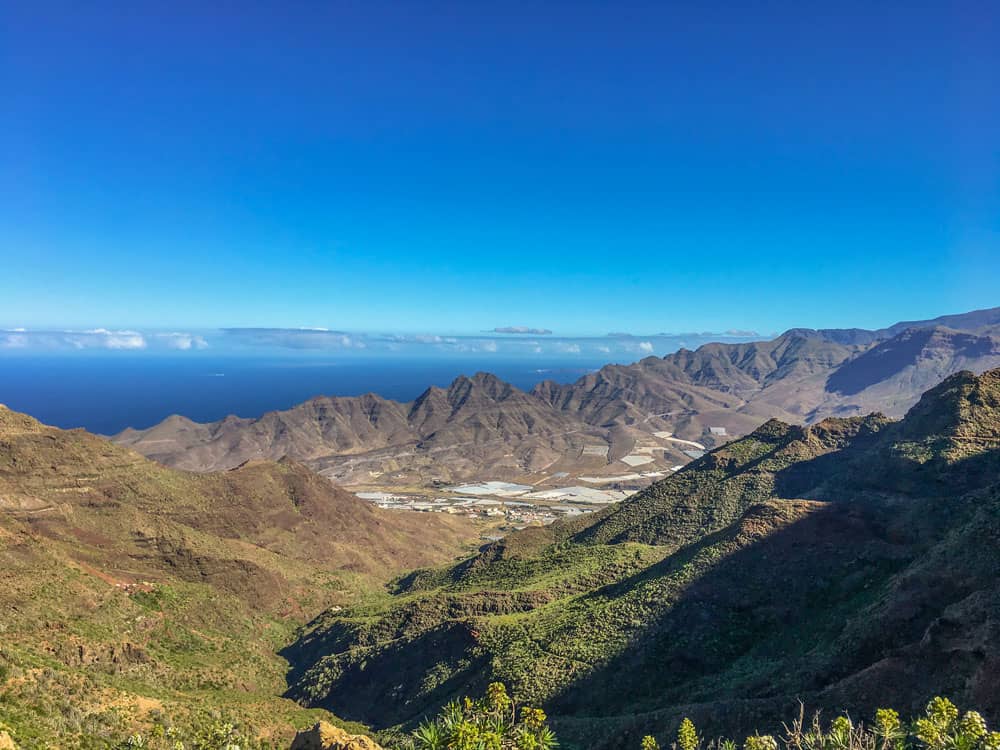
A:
[45, 639, 151, 670]
[289, 721, 383, 750]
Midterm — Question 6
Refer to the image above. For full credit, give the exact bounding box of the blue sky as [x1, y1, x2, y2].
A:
[2, 0, 998, 339]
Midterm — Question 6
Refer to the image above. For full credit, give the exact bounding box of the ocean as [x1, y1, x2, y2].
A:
[0, 354, 613, 435]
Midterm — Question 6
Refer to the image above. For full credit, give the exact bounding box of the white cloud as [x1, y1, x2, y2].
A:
[384, 333, 444, 344]
[479, 340, 498, 353]
[157, 332, 209, 350]
[0, 329, 215, 352]
[81, 329, 147, 349]
[0, 328, 149, 350]
[638, 341, 654, 354]
[556, 343, 582, 354]
[222, 328, 365, 350]
[493, 326, 552, 335]
[597, 345, 611, 354]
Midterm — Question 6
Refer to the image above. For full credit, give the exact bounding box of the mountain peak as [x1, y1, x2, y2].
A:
[470, 370, 504, 385]
[0, 404, 46, 435]
[746, 417, 800, 442]
[884, 305, 1000, 336]
[898, 367, 1000, 443]
[469, 371, 513, 395]
[444, 371, 516, 403]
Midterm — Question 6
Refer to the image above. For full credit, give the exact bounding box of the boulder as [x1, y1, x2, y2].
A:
[289, 721, 382, 750]
[0, 731, 18, 750]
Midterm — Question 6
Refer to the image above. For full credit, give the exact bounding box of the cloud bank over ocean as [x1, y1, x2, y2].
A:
[492, 326, 553, 335]
[1, 326, 763, 358]
[2, 328, 150, 350]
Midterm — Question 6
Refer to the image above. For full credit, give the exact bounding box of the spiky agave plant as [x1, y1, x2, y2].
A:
[410, 683, 557, 750]
[411, 720, 447, 750]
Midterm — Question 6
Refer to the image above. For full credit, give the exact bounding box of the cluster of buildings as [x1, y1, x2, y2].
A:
[348, 428, 717, 530]
[354, 480, 629, 527]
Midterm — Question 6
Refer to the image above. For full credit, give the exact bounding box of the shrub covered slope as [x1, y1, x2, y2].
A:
[285, 369, 1000, 749]
[0, 406, 480, 747]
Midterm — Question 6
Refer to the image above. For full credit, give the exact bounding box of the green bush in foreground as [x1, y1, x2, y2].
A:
[5, 693, 997, 750]
[409, 682, 557, 750]
[639, 697, 1000, 750]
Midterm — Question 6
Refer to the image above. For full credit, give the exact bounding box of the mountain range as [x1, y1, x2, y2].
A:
[2, 330, 999, 747]
[281, 366, 1000, 749]
[115, 307, 1000, 486]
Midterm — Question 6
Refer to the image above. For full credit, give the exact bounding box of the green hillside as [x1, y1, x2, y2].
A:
[0, 407, 482, 748]
[284, 369, 1000, 750]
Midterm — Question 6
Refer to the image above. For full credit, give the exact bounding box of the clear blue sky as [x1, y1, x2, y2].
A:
[2, 0, 997, 336]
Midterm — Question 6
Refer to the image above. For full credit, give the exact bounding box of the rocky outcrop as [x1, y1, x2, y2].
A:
[290, 721, 383, 750]
[46, 639, 151, 671]
[0, 730, 19, 750]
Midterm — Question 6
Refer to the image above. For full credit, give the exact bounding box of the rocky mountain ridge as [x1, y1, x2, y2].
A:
[114, 307, 1000, 486]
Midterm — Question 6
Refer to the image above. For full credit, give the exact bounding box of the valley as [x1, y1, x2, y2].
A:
[283, 367, 1000, 749]
[115, 307, 1000, 530]
[0, 406, 487, 747]
[3, 306, 1000, 749]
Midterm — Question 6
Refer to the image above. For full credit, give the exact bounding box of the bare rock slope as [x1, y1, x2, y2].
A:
[115, 307, 1000, 481]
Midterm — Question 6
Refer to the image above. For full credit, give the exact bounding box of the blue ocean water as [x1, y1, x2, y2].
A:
[0, 354, 612, 435]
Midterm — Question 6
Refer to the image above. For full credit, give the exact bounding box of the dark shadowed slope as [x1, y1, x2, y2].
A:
[283, 369, 1000, 750]
[825, 326, 1000, 396]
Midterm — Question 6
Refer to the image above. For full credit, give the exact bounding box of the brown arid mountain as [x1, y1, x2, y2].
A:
[538, 321, 1000, 442]
[0, 405, 482, 747]
[281, 367, 1000, 750]
[116, 371, 613, 485]
[532, 330, 864, 437]
[114, 307, 1000, 489]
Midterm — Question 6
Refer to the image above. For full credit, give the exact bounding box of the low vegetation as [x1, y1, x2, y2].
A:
[0, 405, 479, 748]
[409, 683, 557, 750]
[4, 690, 998, 750]
[638, 697, 1000, 750]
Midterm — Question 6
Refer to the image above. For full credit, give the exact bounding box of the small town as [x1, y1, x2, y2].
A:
[353, 473, 671, 527]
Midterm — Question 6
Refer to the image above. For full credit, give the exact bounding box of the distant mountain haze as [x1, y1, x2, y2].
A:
[115, 306, 1000, 484]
